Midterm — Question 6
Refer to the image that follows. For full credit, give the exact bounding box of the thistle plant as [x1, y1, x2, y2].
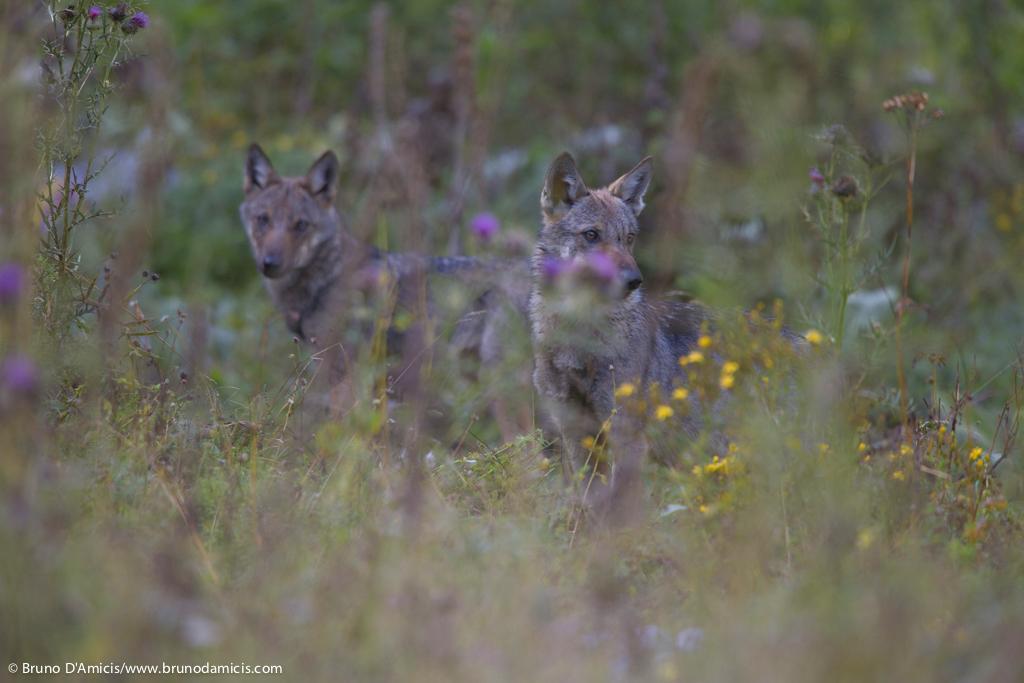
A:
[36, 2, 147, 341]
[803, 125, 882, 351]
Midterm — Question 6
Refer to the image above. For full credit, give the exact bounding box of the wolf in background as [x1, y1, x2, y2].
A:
[240, 144, 530, 429]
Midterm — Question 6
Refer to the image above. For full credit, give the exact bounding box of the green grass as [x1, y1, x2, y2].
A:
[3, 2, 1024, 681]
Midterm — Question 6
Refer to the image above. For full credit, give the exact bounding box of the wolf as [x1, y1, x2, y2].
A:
[529, 152, 711, 516]
[240, 144, 530, 425]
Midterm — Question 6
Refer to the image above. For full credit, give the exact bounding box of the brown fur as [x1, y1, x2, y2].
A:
[240, 144, 532, 429]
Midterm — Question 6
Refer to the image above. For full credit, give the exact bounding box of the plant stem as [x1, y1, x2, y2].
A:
[895, 110, 920, 433]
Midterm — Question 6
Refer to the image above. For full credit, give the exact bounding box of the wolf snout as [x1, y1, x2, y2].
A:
[623, 268, 643, 292]
[261, 254, 283, 277]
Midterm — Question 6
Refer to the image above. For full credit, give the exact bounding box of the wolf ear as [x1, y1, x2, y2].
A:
[305, 150, 339, 205]
[608, 156, 653, 217]
[541, 152, 589, 224]
[245, 144, 279, 194]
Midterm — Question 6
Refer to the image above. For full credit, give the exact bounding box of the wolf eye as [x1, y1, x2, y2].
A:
[626, 233, 635, 246]
[582, 229, 600, 243]
[254, 213, 270, 232]
[291, 220, 309, 233]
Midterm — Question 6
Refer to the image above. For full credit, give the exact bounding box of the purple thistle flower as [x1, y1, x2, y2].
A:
[541, 256, 569, 282]
[809, 167, 826, 192]
[0, 263, 25, 303]
[2, 354, 37, 394]
[121, 10, 148, 34]
[470, 212, 500, 241]
[130, 11, 148, 28]
[87, 6, 102, 20]
[585, 251, 617, 282]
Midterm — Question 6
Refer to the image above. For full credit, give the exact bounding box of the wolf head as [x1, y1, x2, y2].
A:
[239, 144, 340, 280]
[535, 152, 652, 301]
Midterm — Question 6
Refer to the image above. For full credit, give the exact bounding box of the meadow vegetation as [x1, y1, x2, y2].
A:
[2, 2, 1024, 681]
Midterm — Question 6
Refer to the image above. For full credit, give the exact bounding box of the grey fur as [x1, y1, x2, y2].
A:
[530, 152, 707, 503]
[240, 145, 530, 416]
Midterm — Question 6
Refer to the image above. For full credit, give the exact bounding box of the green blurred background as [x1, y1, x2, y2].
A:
[127, 0, 1024, 394]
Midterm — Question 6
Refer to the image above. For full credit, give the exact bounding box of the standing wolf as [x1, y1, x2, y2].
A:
[240, 144, 529, 424]
[530, 152, 708, 514]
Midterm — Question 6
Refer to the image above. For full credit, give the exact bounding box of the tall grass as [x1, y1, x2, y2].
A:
[1, 4, 1022, 682]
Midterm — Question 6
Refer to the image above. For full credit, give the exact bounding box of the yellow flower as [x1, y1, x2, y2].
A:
[698, 335, 712, 348]
[698, 504, 710, 515]
[857, 442, 868, 452]
[818, 442, 830, 455]
[900, 443, 913, 456]
[654, 404, 674, 421]
[938, 424, 947, 435]
[672, 387, 689, 401]
[722, 361, 739, 374]
[704, 456, 731, 475]
[719, 373, 735, 389]
[691, 465, 703, 477]
[614, 383, 636, 398]
[856, 528, 876, 550]
[679, 350, 704, 366]
[892, 470, 906, 481]
[581, 436, 596, 450]
[805, 329, 824, 345]
[762, 354, 775, 369]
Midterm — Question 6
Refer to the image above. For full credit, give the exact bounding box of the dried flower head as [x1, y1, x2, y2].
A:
[883, 91, 929, 113]
[831, 175, 859, 199]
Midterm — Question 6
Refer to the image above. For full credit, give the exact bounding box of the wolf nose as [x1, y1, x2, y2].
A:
[262, 255, 281, 275]
[624, 269, 643, 292]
